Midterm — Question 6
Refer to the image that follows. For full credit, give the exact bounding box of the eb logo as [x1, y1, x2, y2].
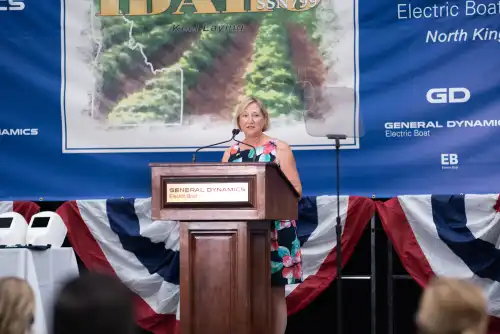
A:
[427, 88, 470, 104]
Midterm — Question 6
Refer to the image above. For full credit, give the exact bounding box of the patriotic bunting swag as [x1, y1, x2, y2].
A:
[4, 195, 500, 333]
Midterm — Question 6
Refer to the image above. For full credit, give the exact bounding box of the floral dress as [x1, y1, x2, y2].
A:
[228, 139, 303, 285]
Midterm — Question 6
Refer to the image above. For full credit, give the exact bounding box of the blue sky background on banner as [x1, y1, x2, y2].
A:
[0, 0, 499, 200]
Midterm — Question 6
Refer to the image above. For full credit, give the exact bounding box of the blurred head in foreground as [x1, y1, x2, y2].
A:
[53, 272, 136, 334]
[416, 276, 488, 334]
[0, 276, 35, 334]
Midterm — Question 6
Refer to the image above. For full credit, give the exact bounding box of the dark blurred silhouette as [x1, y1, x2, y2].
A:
[52, 272, 137, 334]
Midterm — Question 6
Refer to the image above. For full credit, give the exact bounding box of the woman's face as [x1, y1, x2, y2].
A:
[238, 102, 266, 137]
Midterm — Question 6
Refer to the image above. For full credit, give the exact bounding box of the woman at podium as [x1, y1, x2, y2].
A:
[222, 96, 303, 334]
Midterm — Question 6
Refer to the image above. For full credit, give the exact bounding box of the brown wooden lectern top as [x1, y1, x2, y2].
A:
[149, 162, 300, 334]
[150, 162, 299, 222]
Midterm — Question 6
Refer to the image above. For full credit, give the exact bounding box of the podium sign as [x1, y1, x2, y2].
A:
[165, 182, 250, 203]
[150, 162, 299, 334]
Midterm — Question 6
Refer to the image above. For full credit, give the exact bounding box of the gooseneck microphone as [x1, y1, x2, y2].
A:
[232, 137, 257, 162]
[192, 129, 240, 163]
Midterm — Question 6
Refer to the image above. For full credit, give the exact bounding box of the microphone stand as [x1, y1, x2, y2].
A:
[232, 138, 257, 162]
[326, 133, 347, 334]
[192, 129, 240, 163]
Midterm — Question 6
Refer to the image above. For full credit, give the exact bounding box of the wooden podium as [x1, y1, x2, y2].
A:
[150, 162, 299, 334]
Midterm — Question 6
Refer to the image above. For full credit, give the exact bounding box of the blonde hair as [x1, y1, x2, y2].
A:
[0, 277, 35, 334]
[234, 96, 270, 132]
[416, 277, 488, 334]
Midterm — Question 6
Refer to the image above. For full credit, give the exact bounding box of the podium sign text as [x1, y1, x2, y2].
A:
[166, 182, 249, 203]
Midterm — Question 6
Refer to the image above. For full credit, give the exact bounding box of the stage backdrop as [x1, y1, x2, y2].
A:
[0, 0, 499, 200]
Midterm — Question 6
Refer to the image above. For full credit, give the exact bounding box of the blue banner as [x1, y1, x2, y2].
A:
[0, 0, 499, 200]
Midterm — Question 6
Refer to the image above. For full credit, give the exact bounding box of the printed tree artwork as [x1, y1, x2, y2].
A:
[92, 5, 330, 126]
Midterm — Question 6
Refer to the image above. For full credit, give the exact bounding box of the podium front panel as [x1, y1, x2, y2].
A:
[179, 220, 271, 334]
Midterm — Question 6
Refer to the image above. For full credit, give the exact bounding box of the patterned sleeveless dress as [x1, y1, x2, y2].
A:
[228, 139, 303, 286]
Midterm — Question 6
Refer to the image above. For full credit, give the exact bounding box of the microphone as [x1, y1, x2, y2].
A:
[192, 129, 240, 163]
[232, 137, 257, 162]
